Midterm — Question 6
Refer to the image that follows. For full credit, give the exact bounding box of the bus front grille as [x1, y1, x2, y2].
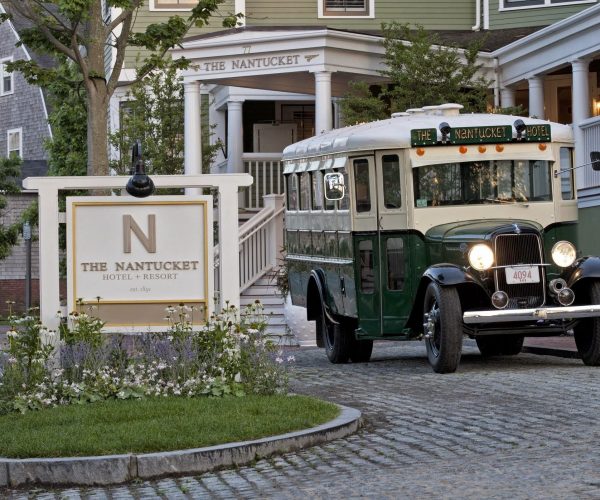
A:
[494, 233, 545, 309]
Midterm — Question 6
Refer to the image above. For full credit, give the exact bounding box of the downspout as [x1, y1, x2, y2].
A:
[472, 0, 481, 31]
[494, 57, 501, 109]
[483, 0, 490, 30]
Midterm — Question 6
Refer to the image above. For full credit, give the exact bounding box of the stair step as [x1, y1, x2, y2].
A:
[240, 297, 285, 306]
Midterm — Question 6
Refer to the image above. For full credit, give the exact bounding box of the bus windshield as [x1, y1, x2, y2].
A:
[413, 159, 552, 207]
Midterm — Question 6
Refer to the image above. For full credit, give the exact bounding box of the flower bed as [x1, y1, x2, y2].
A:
[0, 301, 293, 415]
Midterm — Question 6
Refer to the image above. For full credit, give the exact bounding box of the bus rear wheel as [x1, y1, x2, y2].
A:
[476, 335, 524, 356]
[321, 309, 351, 364]
[423, 282, 463, 373]
[574, 280, 600, 366]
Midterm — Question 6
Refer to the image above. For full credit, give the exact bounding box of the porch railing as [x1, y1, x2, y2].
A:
[243, 153, 284, 210]
[579, 116, 600, 191]
[214, 194, 285, 297]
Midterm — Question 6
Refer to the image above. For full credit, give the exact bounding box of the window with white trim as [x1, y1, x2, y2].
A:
[7, 128, 22, 158]
[320, 0, 373, 17]
[1, 57, 14, 96]
[501, 0, 594, 9]
[151, 0, 197, 9]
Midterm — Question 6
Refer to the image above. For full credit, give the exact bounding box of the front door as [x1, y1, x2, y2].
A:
[353, 153, 412, 338]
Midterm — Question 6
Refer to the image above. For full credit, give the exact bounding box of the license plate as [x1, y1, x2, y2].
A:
[505, 265, 540, 285]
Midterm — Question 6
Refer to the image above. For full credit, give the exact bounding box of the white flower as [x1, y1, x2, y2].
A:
[6, 330, 17, 338]
[286, 355, 295, 362]
[234, 372, 242, 383]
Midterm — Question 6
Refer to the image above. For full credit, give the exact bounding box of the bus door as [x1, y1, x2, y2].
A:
[353, 154, 412, 337]
[376, 153, 412, 335]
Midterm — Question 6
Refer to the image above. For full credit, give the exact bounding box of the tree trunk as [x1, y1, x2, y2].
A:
[85, 0, 111, 177]
[86, 85, 110, 176]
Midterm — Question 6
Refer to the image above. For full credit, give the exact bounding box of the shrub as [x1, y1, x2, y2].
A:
[0, 301, 292, 414]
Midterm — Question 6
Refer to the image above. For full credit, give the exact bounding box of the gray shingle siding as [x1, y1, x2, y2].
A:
[0, 14, 51, 166]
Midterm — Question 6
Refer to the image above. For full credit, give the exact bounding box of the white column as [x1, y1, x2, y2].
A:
[314, 71, 333, 135]
[572, 58, 591, 180]
[333, 98, 344, 129]
[37, 187, 60, 363]
[500, 87, 515, 109]
[226, 100, 244, 174]
[528, 76, 545, 119]
[184, 81, 202, 182]
[218, 184, 241, 312]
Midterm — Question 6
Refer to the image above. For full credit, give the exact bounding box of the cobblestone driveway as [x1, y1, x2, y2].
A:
[5, 341, 600, 499]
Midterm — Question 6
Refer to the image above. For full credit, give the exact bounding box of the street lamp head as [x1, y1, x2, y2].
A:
[126, 140, 155, 198]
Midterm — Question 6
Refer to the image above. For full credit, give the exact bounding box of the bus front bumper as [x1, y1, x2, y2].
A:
[463, 305, 600, 324]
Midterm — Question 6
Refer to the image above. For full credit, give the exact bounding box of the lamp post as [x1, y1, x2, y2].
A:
[126, 140, 155, 198]
[23, 221, 32, 311]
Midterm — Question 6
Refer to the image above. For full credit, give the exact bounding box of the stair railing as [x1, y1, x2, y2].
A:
[214, 194, 285, 296]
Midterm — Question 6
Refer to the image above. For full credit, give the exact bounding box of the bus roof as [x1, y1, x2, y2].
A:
[282, 108, 574, 161]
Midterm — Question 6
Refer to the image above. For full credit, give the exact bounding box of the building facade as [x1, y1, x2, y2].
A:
[0, 2, 52, 315]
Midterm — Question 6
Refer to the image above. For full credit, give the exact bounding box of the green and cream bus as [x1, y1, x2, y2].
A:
[283, 103, 600, 373]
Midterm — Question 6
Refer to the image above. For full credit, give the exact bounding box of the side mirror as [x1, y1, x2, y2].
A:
[591, 151, 600, 171]
[324, 172, 345, 201]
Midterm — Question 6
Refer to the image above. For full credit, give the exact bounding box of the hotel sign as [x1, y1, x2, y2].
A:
[410, 124, 551, 146]
[200, 53, 318, 73]
[66, 196, 213, 327]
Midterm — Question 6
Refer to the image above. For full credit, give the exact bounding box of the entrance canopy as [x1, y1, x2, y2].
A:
[172, 27, 388, 96]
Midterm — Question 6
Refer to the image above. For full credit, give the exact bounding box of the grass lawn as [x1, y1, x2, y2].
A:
[0, 395, 339, 458]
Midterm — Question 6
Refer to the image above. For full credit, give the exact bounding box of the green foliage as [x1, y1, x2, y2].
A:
[341, 23, 491, 124]
[0, 0, 240, 175]
[110, 58, 222, 175]
[59, 299, 105, 348]
[44, 62, 88, 177]
[340, 81, 388, 125]
[0, 156, 21, 260]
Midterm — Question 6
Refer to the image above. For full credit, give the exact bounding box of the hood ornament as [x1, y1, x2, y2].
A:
[513, 223, 521, 234]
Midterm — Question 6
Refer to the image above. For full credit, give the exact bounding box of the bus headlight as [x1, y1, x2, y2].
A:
[551, 241, 576, 267]
[468, 244, 494, 271]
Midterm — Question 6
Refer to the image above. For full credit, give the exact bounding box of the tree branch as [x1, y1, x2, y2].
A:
[107, 10, 134, 94]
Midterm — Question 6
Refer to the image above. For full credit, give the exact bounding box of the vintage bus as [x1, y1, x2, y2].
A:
[283, 103, 600, 373]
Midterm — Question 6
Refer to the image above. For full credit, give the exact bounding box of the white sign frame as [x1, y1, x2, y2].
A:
[66, 195, 213, 328]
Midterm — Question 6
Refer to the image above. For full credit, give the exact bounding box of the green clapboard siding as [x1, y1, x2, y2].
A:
[124, 0, 236, 69]
[246, 0, 474, 31]
[489, 0, 594, 29]
[577, 206, 600, 257]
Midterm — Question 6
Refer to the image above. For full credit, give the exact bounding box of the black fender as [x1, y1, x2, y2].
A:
[423, 264, 481, 287]
[563, 256, 600, 293]
[407, 264, 489, 333]
[306, 269, 337, 348]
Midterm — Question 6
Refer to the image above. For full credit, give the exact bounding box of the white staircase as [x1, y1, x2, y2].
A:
[240, 276, 291, 342]
[214, 194, 295, 344]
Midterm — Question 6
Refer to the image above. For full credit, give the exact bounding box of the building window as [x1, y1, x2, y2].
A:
[319, 0, 374, 17]
[150, 0, 198, 10]
[1, 58, 14, 96]
[501, 0, 594, 9]
[7, 128, 22, 158]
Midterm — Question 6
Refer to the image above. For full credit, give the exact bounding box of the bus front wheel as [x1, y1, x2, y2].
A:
[574, 280, 600, 366]
[423, 282, 463, 373]
[321, 309, 351, 364]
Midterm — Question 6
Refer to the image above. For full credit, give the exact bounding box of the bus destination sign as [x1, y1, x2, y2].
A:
[410, 124, 551, 147]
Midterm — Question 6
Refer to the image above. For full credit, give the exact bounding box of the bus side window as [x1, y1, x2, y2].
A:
[354, 159, 371, 213]
[560, 147, 575, 200]
[286, 174, 298, 210]
[359, 240, 375, 293]
[382, 155, 401, 209]
[386, 238, 404, 291]
[312, 171, 324, 210]
[299, 172, 310, 210]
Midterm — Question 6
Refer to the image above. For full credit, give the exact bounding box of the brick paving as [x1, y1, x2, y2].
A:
[3, 341, 600, 498]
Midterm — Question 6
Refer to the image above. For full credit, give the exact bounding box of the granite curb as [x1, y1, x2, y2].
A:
[521, 345, 581, 359]
[0, 404, 361, 488]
